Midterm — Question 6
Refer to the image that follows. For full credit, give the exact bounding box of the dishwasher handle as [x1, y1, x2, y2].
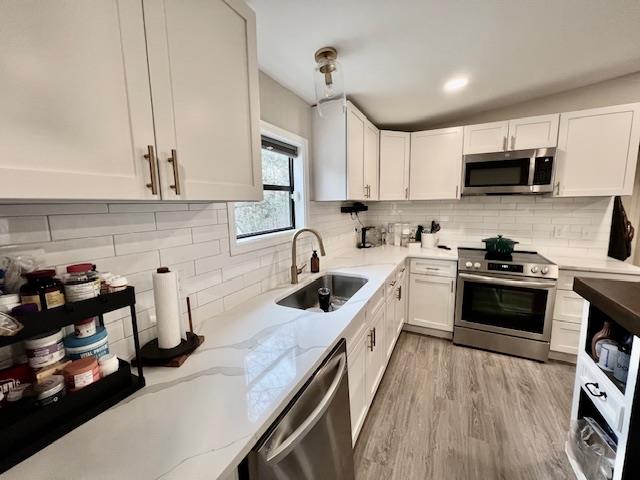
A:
[264, 352, 347, 464]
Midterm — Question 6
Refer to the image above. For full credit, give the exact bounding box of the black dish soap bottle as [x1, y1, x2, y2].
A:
[311, 250, 320, 273]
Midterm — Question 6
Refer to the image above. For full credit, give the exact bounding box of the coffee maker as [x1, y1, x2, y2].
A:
[358, 226, 376, 249]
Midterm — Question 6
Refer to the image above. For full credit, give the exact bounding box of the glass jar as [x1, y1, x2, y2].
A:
[63, 263, 101, 302]
[20, 270, 65, 311]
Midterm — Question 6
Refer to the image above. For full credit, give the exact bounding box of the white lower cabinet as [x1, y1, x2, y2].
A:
[347, 267, 406, 444]
[408, 274, 456, 332]
[366, 305, 387, 399]
[347, 328, 368, 444]
[550, 320, 581, 355]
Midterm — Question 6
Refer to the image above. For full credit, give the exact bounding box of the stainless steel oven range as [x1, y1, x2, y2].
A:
[453, 248, 558, 361]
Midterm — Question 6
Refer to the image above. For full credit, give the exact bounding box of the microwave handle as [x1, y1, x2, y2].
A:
[458, 272, 556, 290]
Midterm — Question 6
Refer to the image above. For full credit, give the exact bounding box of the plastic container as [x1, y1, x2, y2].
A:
[20, 270, 65, 311]
[63, 327, 109, 360]
[63, 263, 101, 302]
[6, 383, 31, 403]
[63, 357, 101, 392]
[97, 272, 115, 294]
[24, 329, 66, 369]
[98, 353, 119, 377]
[0, 293, 20, 314]
[107, 276, 128, 293]
[74, 317, 97, 338]
[34, 375, 66, 406]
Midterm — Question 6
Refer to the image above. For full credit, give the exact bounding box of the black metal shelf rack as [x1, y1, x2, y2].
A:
[0, 286, 145, 473]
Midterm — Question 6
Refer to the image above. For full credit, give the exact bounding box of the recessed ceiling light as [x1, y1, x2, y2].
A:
[443, 76, 469, 93]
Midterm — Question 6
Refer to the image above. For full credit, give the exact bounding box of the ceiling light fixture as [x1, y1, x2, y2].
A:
[443, 76, 469, 93]
[314, 46, 346, 117]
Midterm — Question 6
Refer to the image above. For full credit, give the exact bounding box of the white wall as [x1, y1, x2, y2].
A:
[0, 72, 357, 360]
[367, 196, 614, 258]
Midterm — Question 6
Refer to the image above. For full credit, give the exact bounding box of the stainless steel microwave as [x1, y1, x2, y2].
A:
[461, 147, 556, 195]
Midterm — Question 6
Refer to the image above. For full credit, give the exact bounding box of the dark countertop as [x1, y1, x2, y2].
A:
[574, 277, 640, 337]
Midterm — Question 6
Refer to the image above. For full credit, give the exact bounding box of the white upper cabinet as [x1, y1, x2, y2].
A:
[463, 121, 509, 154]
[144, 0, 262, 201]
[508, 113, 559, 150]
[312, 101, 378, 201]
[409, 127, 463, 200]
[0, 0, 157, 200]
[346, 107, 366, 200]
[463, 114, 560, 154]
[379, 131, 411, 200]
[555, 103, 640, 197]
[363, 120, 380, 201]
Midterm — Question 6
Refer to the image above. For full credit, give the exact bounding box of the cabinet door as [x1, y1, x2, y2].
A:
[384, 297, 396, 360]
[379, 131, 410, 200]
[144, 0, 262, 201]
[507, 114, 559, 150]
[348, 332, 368, 444]
[0, 0, 157, 200]
[365, 307, 386, 400]
[550, 320, 581, 355]
[363, 120, 379, 200]
[409, 127, 463, 200]
[463, 121, 509, 154]
[346, 107, 366, 200]
[396, 274, 407, 336]
[408, 274, 455, 332]
[555, 103, 640, 197]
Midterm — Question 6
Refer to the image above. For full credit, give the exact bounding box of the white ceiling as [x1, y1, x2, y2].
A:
[247, 0, 640, 129]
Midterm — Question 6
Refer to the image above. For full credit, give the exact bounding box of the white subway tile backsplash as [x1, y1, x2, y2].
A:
[114, 228, 192, 255]
[192, 224, 228, 243]
[97, 251, 160, 276]
[0, 216, 51, 245]
[159, 240, 220, 265]
[49, 213, 156, 240]
[156, 209, 218, 230]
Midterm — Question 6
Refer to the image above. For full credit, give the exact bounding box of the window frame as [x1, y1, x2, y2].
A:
[227, 121, 309, 256]
[236, 152, 296, 239]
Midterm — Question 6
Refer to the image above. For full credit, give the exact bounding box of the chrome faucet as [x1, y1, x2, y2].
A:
[290, 228, 326, 284]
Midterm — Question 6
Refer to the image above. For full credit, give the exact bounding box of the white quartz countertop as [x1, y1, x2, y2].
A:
[7, 244, 638, 479]
[5, 246, 454, 480]
[548, 254, 640, 275]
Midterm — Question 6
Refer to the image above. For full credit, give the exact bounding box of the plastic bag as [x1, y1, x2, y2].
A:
[567, 418, 616, 480]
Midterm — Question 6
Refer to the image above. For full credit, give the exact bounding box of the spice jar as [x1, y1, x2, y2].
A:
[107, 276, 128, 293]
[63, 357, 101, 392]
[63, 263, 101, 302]
[20, 270, 65, 311]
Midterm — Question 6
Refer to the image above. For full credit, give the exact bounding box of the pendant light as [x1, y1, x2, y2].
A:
[314, 47, 346, 117]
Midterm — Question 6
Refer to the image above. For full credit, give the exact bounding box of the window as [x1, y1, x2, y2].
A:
[234, 136, 298, 238]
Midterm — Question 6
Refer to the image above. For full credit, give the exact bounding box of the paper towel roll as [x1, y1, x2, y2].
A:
[152, 267, 184, 349]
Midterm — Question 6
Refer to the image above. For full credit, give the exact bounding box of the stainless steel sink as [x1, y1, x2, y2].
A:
[277, 274, 368, 312]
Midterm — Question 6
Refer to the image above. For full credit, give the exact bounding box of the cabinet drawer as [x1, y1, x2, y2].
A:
[366, 284, 385, 321]
[578, 354, 626, 434]
[553, 290, 585, 324]
[410, 258, 456, 278]
[550, 320, 581, 354]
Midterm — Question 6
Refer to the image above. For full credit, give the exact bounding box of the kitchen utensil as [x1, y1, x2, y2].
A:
[430, 221, 440, 233]
[482, 235, 519, 256]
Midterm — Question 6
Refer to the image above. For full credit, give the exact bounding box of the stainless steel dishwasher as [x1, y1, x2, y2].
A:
[243, 339, 355, 480]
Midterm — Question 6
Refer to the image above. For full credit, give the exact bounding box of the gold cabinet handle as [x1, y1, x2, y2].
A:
[168, 148, 181, 195]
[144, 145, 158, 195]
[503, 136, 507, 151]
[510, 135, 516, 150]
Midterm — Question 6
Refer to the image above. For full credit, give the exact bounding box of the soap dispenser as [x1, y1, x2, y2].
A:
[310, 250, 320, 273]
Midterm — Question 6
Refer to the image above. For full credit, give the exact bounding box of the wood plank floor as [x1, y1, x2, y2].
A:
[354, 332, 576, 480]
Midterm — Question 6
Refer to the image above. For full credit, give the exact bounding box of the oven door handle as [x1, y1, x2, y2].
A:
[458, 272, 556, 289]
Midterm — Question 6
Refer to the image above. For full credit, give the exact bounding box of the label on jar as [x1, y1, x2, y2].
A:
[65, 281, 100, 302]
[20, 294, 42, 311]
[73, 370, 96, 389]
[27, 341, 65, 368]
[44, 290, 65, 309]
[74, 318, 97, 338]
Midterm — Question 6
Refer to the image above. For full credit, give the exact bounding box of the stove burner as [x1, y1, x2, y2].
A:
[484, 251, 513, 262]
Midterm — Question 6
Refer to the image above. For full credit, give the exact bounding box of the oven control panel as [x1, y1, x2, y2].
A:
[488, 263, 523, 273]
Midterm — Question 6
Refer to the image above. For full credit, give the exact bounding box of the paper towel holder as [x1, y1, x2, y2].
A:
[135, 296, 204, 368]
